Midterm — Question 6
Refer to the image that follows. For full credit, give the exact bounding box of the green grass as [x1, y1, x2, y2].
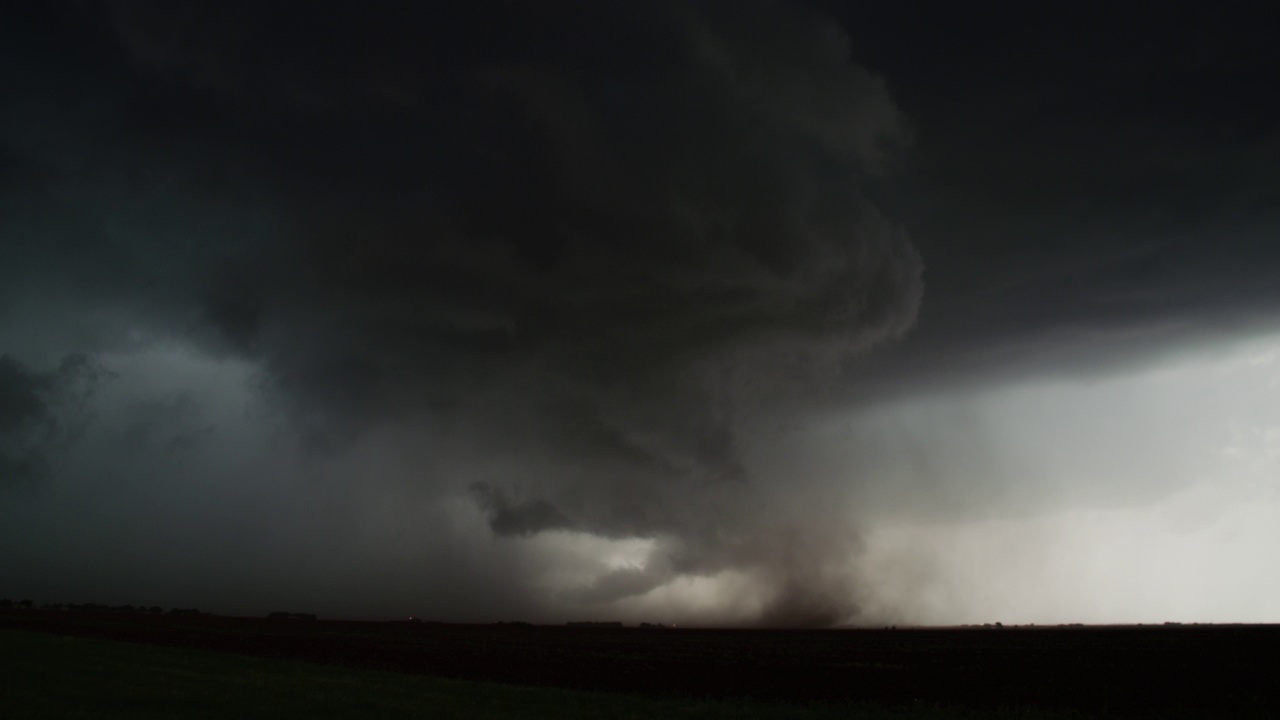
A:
[0, 628, 1102, 719]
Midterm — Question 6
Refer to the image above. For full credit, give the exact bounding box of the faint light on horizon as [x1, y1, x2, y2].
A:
[847, 330, 1280, 625]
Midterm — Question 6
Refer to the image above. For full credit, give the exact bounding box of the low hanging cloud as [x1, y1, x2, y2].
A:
[1, 1, 920, 624]
[0, 354, 111, 493]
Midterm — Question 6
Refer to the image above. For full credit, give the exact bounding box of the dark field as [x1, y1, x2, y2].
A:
[3, 610, 1278, 718]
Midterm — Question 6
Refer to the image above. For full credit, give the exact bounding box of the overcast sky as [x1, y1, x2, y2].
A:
[2, 0, 1278, 626]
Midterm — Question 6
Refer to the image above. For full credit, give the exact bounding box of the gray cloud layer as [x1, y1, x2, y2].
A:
[0, 354, 110, 493]
[831, 1, 1280, 402]
[11, 1, 1274, 626]
[1, 1, 919, 625]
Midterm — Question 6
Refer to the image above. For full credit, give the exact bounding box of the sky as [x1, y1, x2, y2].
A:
[1, 0, 1278, 626]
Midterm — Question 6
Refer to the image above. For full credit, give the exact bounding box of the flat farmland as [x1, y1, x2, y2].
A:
[3, 611, 1277, 717]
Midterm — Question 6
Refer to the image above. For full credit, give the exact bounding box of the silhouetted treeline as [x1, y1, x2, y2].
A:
[1, 599, 165, 614]
[566, 621, 623, 627]
[267, 611, 318, 621]
[168, 608, 208, 616]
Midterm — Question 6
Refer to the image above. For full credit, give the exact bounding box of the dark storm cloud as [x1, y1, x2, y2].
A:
[470, 482, 574, 538]
[0, 354, 110, 493]
[8, 0, 1278, 626]
[822, 0, 1280, 404]
[0, 1, 919, 624]
[93, 0, 920, 426]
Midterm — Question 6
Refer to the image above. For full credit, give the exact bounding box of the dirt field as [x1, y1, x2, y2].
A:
[3, 610, 1277, 716]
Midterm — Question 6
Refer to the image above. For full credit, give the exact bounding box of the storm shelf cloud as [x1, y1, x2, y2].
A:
[2, 0, 1279, 626]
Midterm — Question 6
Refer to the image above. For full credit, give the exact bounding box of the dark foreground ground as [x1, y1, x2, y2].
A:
[3, 610, 1278, 717]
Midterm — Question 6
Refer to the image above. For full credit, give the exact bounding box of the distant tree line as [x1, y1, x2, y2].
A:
[267, 611, 318, 621]
[1, 599, 206, 615]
